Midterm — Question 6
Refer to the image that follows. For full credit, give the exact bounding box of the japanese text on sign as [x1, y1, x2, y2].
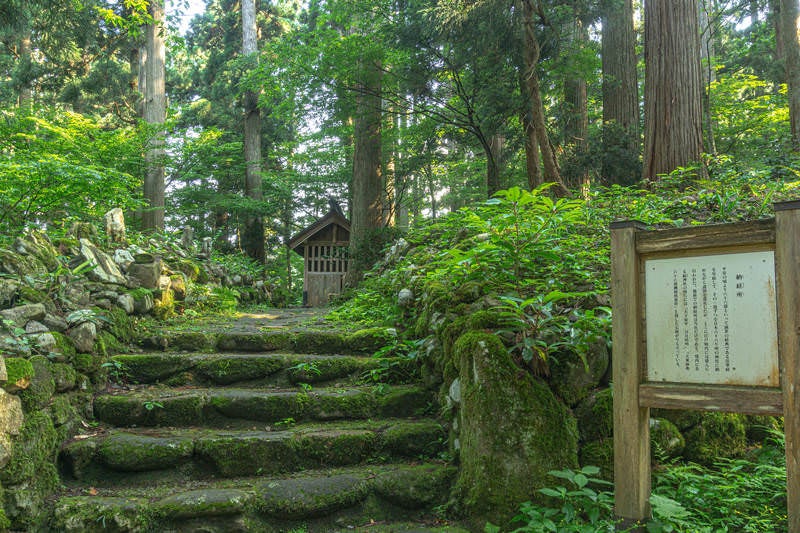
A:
[644, 251, 779, 387]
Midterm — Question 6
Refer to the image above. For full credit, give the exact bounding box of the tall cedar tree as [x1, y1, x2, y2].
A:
[242, 0, 265, 261]
[780, 0, 800, 149]
[643, 0, 704, 181]
[143, 0, 166, 231]
[601, 0, 640, 185]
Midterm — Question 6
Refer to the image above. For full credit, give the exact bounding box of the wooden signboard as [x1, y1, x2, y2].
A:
[611, 202, 800, 531]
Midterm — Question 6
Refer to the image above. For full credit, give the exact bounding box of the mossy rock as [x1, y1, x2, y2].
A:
[0, 411, 58, 485]
[112, 354, 193, 383]
[293, 331, 348, 354]
[650, 417, 685, 460]
[19, 356, 55, 411]
[683, 412, 747, 466]
[285, 356, 363, 384]
[651, 408, 704, 432]
[377, 387, 433, 418]
[171, 259, 202, 282]
[549, 342, 610, 407]
[52, 496, 149, 532]
[574, 387, 613, 443]
[94, 331, 125, 358]
[744, 415, 783, 443]
[153, 489, 249, 519]
[17, 286, 56, 313]
[381, 420, 445, 458]
[453, 281, 484, 304]
[373, 464, 456, 509]
[215, 332, 293, 352]
[254, 473, 369, 519]
[345, 328, 397, 354]
[578, 438, 614, 481]
[195, 356, 285, 385]
[171, 332, 216, 351]
[0, 248, 47, 278]
[4, 462, 59, 530]
[451, 331, 579, 527]
[98, 433, 194, 472]
[100, 307, 135, 344]
[3, 358, 34, 392]
[196, 433, 296, 477]
[292, 430, 377, 467]
[153, 288, 176, 320]
[70, 352, 101, 377]
[51, 362, 78, 392]
[51, 332, 77, 359]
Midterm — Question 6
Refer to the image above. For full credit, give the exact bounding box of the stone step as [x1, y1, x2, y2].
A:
[60, 419, 446, 484]
[137, 326, 398, 356]
[110, 352, 418, 387]
[94, 385, 434, 428]
[53, 463, 464, 532]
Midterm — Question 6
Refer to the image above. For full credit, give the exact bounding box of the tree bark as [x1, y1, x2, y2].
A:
[18, 28, 32, 109]
[780, 0, 800, 149]
[564, 18, 589, 192]
[347, 58, 383, 283]
[242, 0, 265, 261]
[143, 0, 166, 232]
[519, 0, 570, 196]
[486, 134, 505, 197]
[699, 0, 717, 154]
[643, 0, 705, 182]
[601, 0, 640, 185]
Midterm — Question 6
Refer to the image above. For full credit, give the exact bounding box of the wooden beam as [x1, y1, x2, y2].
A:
[639, 383, 783, 415]
[636, 219, 775, 254]
[611, 221, 651, 524]
[775, 202, 800, 533]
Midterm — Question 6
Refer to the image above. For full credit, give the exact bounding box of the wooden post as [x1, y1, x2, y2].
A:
[611, 221, 651, 525]
[775, 201, 800, 533]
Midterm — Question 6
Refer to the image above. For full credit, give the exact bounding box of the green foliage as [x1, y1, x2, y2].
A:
[0, 106, 145, 234]
[491, 432, 788, 532]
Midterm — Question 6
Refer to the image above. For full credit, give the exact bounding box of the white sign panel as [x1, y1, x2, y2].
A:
[645, 251, 779, 387]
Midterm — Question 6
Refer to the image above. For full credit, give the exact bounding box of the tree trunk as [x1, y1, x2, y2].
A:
[143, 0, 166, 232]
[242, 0, 265, 261]
[486, 134, 505, 196]
[699, 0, 717, 154]
[601, 0, 640, 185]
[643, 0, 705, 182]
[564, 18, 589, 192]
[18, 28, 33, 109]
[781, 0, 800, 149]
[519, 0, 570, 196]
[347, 58, 383, 283]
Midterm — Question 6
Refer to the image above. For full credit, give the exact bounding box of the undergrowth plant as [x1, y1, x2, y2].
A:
[489, 431, 788, 532]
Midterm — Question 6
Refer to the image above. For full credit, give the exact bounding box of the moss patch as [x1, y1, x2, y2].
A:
[0, 411, 58, 485]
[19, 356, 55, 411]
[452, 331, 579, 527]
[195, 356, 285, 385]
[3, 358, 33, 390]
[98, 433, 194, 472]
[254, 473, 369, 519]
[683, 412, 747, 465]
[373, 464, 456, 509]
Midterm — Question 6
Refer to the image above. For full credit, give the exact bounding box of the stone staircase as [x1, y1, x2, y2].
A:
[53, 316, 463, 532]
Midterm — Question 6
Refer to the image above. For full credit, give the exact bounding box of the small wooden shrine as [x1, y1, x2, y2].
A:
[288, 205, 351, 306]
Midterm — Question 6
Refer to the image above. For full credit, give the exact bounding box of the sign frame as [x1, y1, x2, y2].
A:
[610, 202, 800, 531]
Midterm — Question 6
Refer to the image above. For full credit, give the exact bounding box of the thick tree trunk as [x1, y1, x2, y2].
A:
[643, 0, 704, 182]
[242, 0, 265, 261]
[780, 0, 800, 149]
[601, 0, 640, 185]
[143, 0, 166, 232]
[564, 19, 589, 192]
[347, 59, 383, 283]
[521, 107, 542, 190]
[520, 0, 570, 196]
[699, 1, 717, 154]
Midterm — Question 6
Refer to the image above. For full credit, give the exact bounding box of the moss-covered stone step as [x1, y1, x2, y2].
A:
[60, 419, 446, 483]
[53, 463, 459, 532]
[94, 385, 434, 428]
[137, 326, 398, 356]
[110, 352, 418, 387]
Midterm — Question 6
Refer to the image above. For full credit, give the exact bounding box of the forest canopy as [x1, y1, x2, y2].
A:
[1, 0, 799, 294]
